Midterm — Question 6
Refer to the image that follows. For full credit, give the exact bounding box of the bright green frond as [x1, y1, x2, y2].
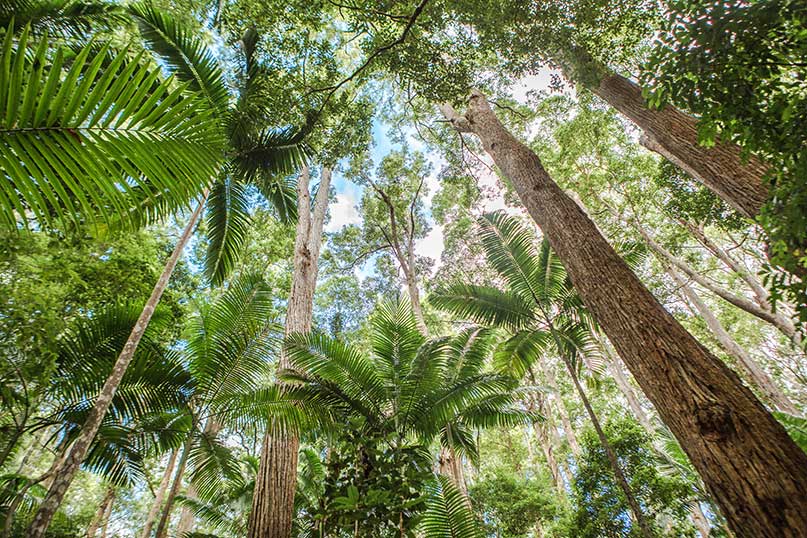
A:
[493, 329, 552, 379]
[420, 476, 482, 538]
[129, 2, 230, 115]
[0, 29, 224, 232]
[1, 0, 127, 40]
[479, 212, 544, 305]
[430, 283, 535, 332]
[204, 177, 252, 286]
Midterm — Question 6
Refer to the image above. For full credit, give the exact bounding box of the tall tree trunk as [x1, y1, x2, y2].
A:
[441, 92, 807, 537]
[27, 195, 206, 538]
[155, 436, 193, 538]
[668, 268, 798, 415]
[404, 267, 428, 336]
[141, 450, 178, 538]
[568, 57, 768, 218]
[562, 353, 655, 538]
[248, 166, 331, 538]
[87, 486, 115, 538]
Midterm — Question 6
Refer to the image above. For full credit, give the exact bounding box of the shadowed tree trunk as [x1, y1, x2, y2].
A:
[141, 450, 178, 538]
[27, 194, 208, 538]
[441, 91, 807, 537]
[668, 268, 798, 415]
[248, 166, 331, 538]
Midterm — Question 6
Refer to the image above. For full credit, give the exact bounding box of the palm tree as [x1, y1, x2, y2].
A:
[0, 304, 189, 536]
[278, 302, 530, 534]
[431, 212, 655, 538]
[148, 274, 281, 538]
[23, 6, 311, 533]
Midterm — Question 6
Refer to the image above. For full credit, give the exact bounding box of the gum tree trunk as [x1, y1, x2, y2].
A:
[27, 194, 207, 538]
[594, 73, 767, 219]
[248, 166, 331, 538]
[441, 92, 807, 537]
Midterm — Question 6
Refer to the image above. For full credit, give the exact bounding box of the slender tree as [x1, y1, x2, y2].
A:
[440, 91, 807, 537]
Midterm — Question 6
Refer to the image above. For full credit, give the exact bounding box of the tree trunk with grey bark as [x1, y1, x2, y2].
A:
[247, 166, 331, 538]
[537, 360, 582, 458]
[27, 195, 207, 538]
[441, 91, 807, 537]
[669, 268, 798, 415]
[141, 450, 178, 538]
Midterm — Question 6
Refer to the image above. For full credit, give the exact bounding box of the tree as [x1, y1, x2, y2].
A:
[148, 275, 279, 538]
[568, 419, 695, 538]
[247, 165, 332, 538]
[277, 302, 526, 535]
[432, 212, 655, 537]
[440, 91, 807, 537]
[24, 7, 309, 533]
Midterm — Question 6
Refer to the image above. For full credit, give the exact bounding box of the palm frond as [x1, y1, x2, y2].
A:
[479, 212, 544, 306]
[203, 177, 252, 285]
[188, 432, 244, 501]
[230, 126, 311, 185]
[493, 329, 552, 379]
[430, 283, 535, 333]
[420, 475, 482, 538]
[253, 174, 298, 224]
[0, 28, 223, 232]
[1, 0, 127, 40]
[129, 2, 230, 115]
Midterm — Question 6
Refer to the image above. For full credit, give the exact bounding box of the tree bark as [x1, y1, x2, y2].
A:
[588, 72, 768, 219]
[141, 450, 178, 538]
[668, 268, 798, 415]
[247, 166, 331, 538]
[155, 436, 192, 538]
[441, 92, 807, 537]
[27, 195, 207, 538]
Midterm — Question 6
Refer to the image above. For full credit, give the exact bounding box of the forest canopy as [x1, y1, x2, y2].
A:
[1, 0, 806, 537]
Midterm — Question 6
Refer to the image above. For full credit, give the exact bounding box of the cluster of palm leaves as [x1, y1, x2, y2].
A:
[1, 0, 309, 284]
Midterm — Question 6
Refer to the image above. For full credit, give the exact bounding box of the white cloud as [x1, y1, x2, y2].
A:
[325, 192, 361, 232]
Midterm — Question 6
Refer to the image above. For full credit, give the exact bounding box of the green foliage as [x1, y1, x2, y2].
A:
[0, 0, 127, 40]
[653, 161, 746, 232]
[568, 419, 695, 538]
[469, 467, 554, 538]
[0, 25, 224, 232]
[298, 426, 432, 537]
[644, 0, 807, 330]
[420, 475, 482, 538]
